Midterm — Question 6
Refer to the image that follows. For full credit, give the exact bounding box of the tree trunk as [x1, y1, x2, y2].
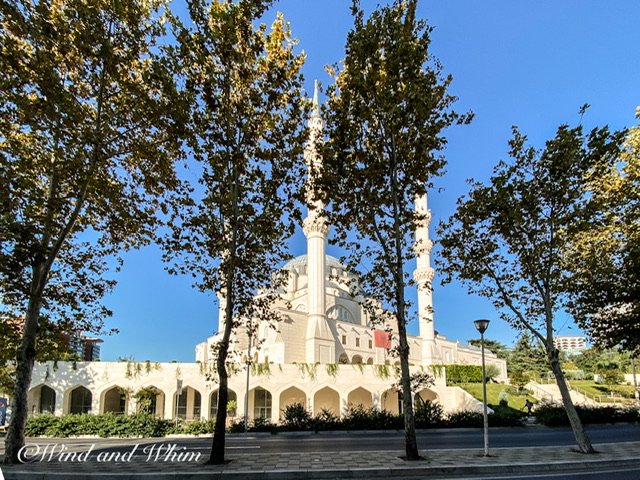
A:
[394, 246, 419, 460]
[548, 348, 594, 454]
[208, 302, 233, 463]
[4, 291, 43, 464]
[209, 341, 229, 464]
[208, 261, 235, 465]
[397, 315, 420, 460]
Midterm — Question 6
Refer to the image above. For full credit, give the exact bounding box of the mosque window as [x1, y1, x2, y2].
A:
[355, 337, 360, 348]
[253, 387, 272, 420]
[341, 335, 347, 345]
[368, 340, 373, 349]
[327, 305, 355, 323]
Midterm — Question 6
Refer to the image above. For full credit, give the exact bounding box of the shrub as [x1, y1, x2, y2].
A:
[485, 364, 501, 382]
[24, 413, 58, 437]
[535, 403, 640, 426]
[24, 413, 174, 438]
[509, 370, 530, 391]
[178, 419, 215, 436]
[414, 400, 444, 428]
[341, 405, 403, 430]
[445, 410, 483, 428]
[228, 418, 246, 433]
[498, 390, 509, 407]
[281, 403, 312, 430]
[312, 408, 340, 431]
[248, 416, 278, 433]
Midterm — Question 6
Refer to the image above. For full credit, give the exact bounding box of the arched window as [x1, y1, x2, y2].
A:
[253, 387, 272, 420]
[69, 386, 92, 414]
[39, 386, 56, 413]
[326, 305, 355, 323]
[210, 389, 237, 418]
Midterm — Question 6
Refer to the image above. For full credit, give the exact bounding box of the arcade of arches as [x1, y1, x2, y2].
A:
[26, 382, 439, 423]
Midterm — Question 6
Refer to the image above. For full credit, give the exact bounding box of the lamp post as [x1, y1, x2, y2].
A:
[631, 356, 639, 406]
[244, 319, 253, 433]
[474, 319, 490, 457]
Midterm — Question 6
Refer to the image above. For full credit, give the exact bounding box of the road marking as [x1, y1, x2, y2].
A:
[0, 465, 5, 480]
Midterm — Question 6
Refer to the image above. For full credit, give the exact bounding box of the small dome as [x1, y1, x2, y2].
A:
[282, 254, 344, 270]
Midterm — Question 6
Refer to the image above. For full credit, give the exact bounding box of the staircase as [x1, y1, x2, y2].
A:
[527, 381, 597, 407]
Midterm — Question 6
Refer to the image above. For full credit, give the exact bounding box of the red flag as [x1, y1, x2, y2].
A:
[374, 330, 391, 349]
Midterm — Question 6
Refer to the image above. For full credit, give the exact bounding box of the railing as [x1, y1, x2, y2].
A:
[568, 383, 635, 406]
[526, 382, 554, 403]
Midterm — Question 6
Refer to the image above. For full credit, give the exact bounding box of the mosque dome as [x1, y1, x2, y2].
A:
[282, 254, 344, 270]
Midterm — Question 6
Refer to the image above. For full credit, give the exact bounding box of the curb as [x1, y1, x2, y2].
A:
[3, 457, 640, 480]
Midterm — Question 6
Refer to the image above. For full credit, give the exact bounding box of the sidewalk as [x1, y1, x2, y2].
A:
[2, 440, 640, 479]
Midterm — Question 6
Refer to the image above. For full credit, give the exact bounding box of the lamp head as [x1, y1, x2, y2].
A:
[474, 319, 490, 334]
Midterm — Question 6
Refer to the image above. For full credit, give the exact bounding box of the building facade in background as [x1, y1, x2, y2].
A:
[553, 335, 587, 355]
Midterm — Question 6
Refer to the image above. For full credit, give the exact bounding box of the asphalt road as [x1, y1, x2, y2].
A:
[3, 423, 636, 456]
[214, 424, 640, 454]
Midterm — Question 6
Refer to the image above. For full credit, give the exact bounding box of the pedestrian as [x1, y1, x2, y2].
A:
[524, 399, 533, 415]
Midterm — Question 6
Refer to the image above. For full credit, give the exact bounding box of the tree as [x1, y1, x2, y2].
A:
[566, 107, 640, 355]
[467, 338, 509, 360]
[572, 348, 602, 376]
[508, 332, 548, 378]
[317, 0, 470, 460]
[437, 119, 623, 454]
[0, 0, 184, 463]
[164, 0, 306, 465]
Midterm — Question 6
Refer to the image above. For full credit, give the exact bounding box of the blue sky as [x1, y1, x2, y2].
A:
[100, 0, 640, 361]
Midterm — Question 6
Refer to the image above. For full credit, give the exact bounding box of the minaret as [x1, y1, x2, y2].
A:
[303, 81, 333, 364]
[414, 193, 437, 365]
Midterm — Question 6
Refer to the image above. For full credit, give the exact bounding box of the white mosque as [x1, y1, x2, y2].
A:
[25, 84, 506, 424]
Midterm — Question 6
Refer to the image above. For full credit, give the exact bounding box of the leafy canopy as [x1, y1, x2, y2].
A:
[565, 108, 640, 354]
[0, 0, 185, 342]
[437, 121, 623, 346]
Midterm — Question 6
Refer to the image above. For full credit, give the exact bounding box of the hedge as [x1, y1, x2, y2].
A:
[25, 404, 525, 437]
[534, 404, 640, 427]
[444, 364, 483, 383]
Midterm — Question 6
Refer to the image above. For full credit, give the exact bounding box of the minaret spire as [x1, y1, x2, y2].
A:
[414, 193, 437, 365]
[311, 79, 321, 119]
[303, 80, 333, 363]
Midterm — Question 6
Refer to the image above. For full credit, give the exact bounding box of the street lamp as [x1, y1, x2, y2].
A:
[474, 319, 490, 457]
[244, 321, 253, 433]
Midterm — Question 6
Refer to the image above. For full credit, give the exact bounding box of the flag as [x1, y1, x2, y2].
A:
[374, 330, 391, 349]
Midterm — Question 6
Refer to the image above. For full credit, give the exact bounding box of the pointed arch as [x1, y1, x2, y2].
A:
[210, 388, 237, 418]
[279, 386, 307, 417]
[101, 386, 127, 414]
[347, 387, 373, 409]
[68, 386, 92, 414]
[313, 386, 340, 416]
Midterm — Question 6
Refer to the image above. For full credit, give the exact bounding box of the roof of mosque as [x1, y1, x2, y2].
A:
[282, 254, 343, 270]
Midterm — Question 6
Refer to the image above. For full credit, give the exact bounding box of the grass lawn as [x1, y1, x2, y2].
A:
[569, 380, 636, 403]
[457, 383, 538, 412]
